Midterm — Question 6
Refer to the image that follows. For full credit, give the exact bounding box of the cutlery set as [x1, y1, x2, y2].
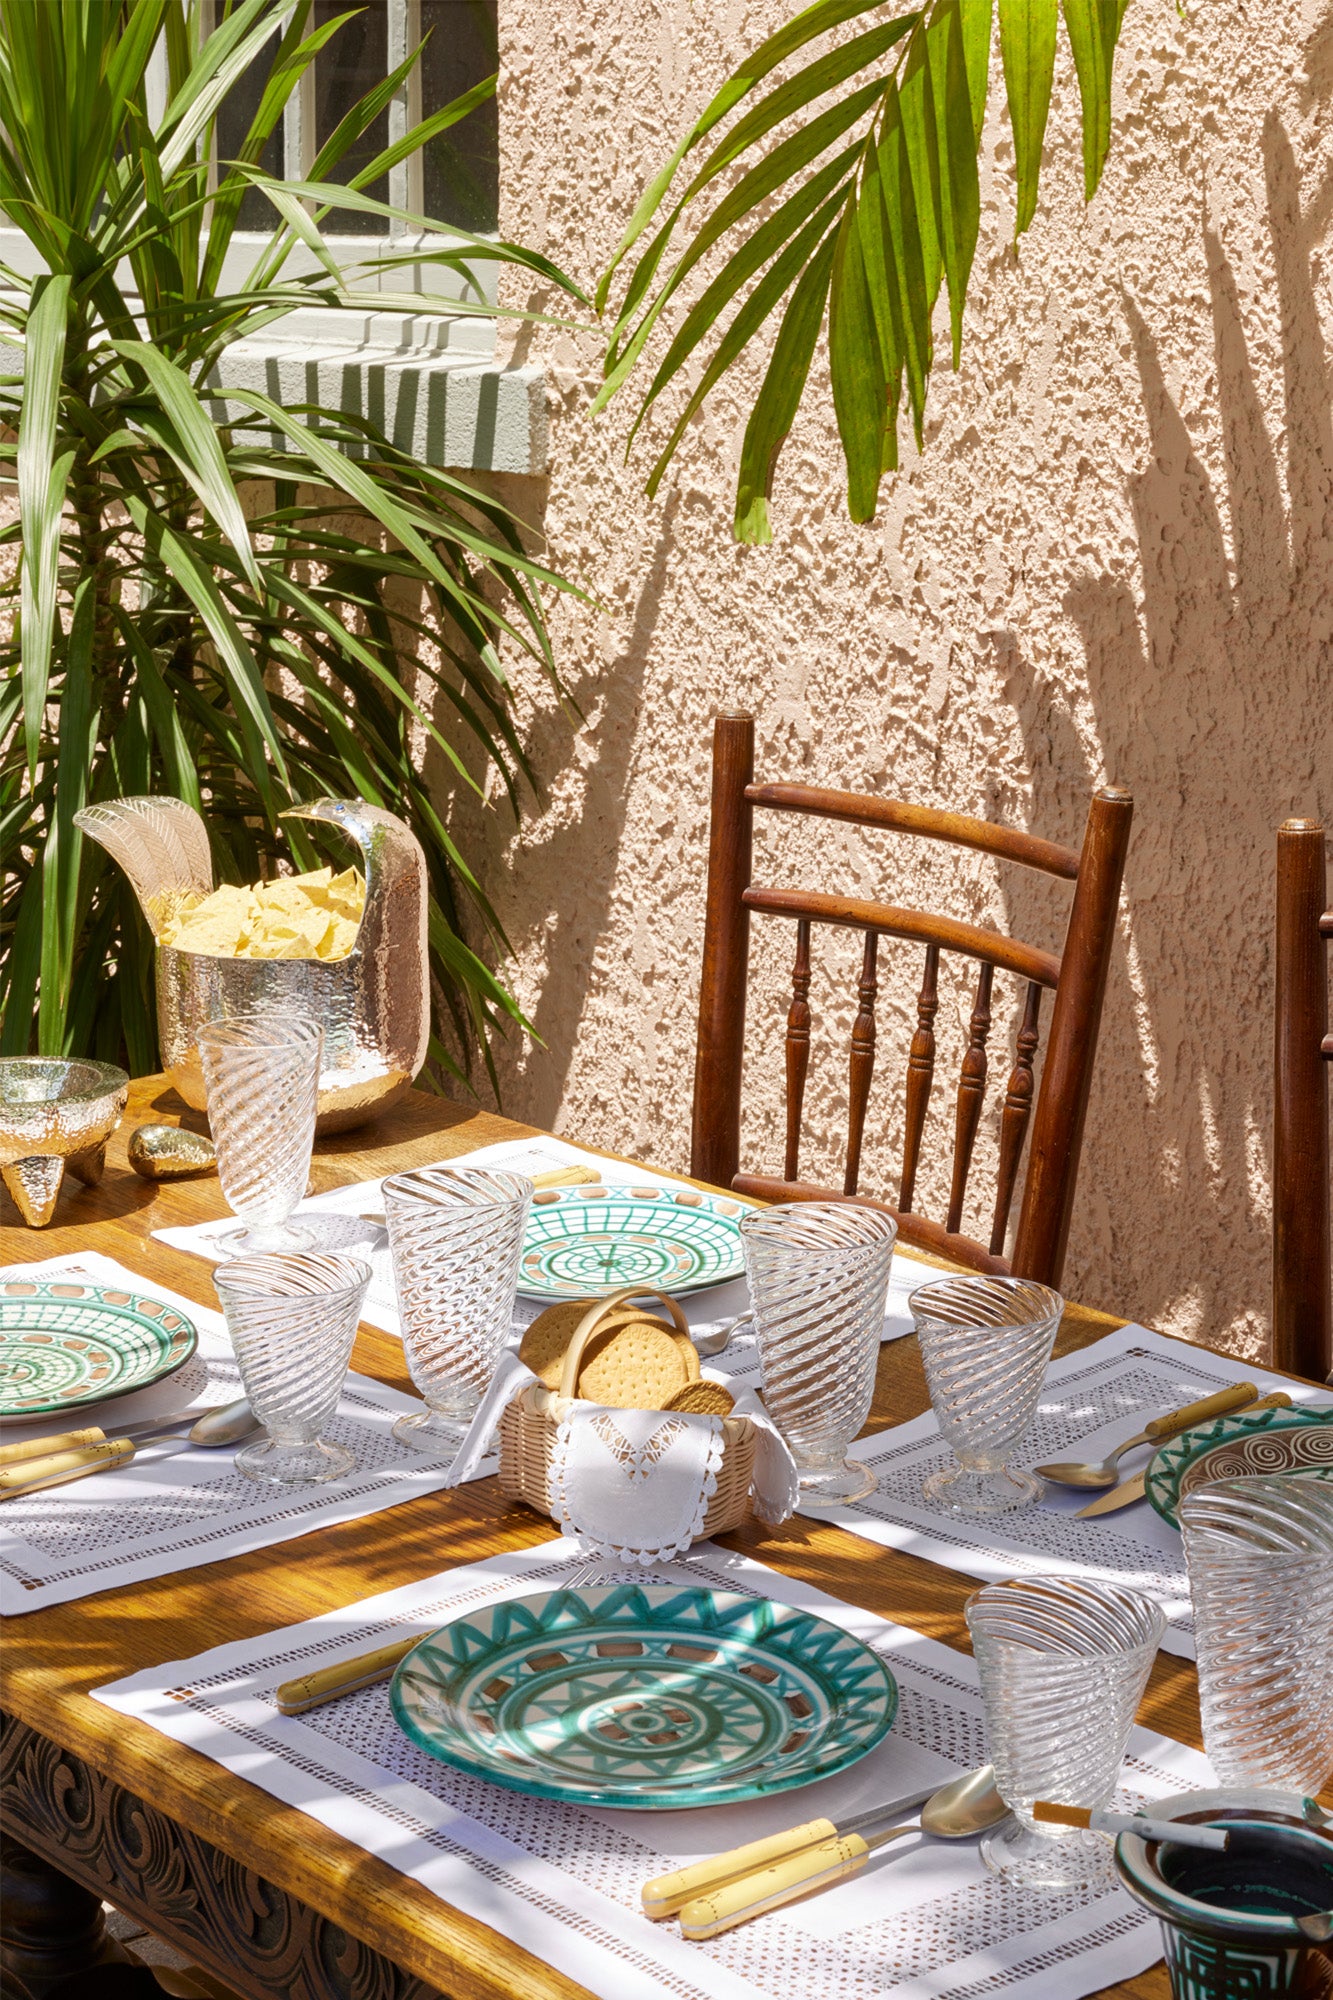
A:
[0, 1397, 258, 1498]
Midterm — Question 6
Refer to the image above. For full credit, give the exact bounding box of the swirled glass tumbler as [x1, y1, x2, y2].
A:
[213, 1251, 371, 1485]
[910, 1274, 1062, 1515]
[1180, 1474, 1333, 1794]
[965, 1576, 1166, 1890]
[739, 1201, 897, 1505]
[197, 1011, 322, 1254]
[383, 1165, 533, 1450]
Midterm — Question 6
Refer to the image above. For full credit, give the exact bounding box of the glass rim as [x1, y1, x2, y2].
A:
[214, 1250, 373, 1298]
[197, 1009, 324, 1053]
[381, 1163, 534, 1208]
[738, 1199, 899, 1246]
[963, 1575, 1167, 1657]
[908, 1273, 1063, 1329]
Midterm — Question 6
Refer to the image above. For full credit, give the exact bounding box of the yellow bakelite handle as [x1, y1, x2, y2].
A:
[1144, 1382, 1257, 1438]
[274, 1637, 421, 1714]
[641, 1819, 837, 1920]
[0, 1438, 134, 1497]
[679, 1834, 869, 1939]
[0, 1426, 107, 1467]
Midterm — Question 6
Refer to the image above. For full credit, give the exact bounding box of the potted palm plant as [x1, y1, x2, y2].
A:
[0, 0, 586, 1090]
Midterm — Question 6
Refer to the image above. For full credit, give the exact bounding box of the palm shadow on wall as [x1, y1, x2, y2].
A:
[438, 489, 682, 1127]
[989, 105, 1333, 1342]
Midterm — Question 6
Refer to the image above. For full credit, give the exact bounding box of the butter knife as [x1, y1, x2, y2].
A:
[1076, 1391, 1294, 1516]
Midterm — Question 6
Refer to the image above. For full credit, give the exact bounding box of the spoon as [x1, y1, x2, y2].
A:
[676, 1765, 1010, 1938]
[693, 1310, 753, 1359]
[1034, 1381, 1261, 1489]
[177, 1397, 260, 1448]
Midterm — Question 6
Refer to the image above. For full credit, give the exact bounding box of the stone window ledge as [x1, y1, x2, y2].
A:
[210, 308, 548, 476]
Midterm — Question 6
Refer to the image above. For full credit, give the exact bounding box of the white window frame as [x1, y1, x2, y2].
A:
[0, 0, 546, 473]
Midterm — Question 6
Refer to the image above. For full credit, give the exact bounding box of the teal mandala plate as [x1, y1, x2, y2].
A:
[518, 1186, 746, 1300]
[0, 1278, 198, 1423]
[390, 1584, 898, 1808]
[1145, 1404, 1333, 1528]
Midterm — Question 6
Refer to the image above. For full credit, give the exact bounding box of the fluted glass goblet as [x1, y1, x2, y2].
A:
[910, 1274, 1062, 1515]
[966, 1575, 1166, 1890]
[213, 1251, 371, 1485]
[197, 1011, 322, 1254]
[382, 1165, 533, 1450]
[1181, 1474, 1333, 1794]
[740, 1200, 898, 1505]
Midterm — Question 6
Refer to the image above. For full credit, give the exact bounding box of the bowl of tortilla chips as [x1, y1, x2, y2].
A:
[76, 796, 429, 1134]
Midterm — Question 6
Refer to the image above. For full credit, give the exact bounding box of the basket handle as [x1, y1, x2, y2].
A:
[557, 1286, 691, 1400]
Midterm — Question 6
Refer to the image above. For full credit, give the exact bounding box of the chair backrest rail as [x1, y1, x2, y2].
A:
[741, 885, 1063, 989]
[744, 782, 1082, 880]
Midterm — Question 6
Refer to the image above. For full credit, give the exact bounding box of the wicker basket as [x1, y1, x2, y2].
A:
[498, 1285, 756, 1539]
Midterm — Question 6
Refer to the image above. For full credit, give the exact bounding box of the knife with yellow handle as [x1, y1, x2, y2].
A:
[274, 1636, 424, 1714]
[0, 1438, 137, 1497]
[641, 1782, 942, 1919]
[678, 1821, 921, 1940]
[1076, 1391, 1294, 1516]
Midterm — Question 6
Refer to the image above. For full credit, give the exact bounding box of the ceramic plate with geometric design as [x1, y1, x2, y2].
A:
[390, 1583, 898, 1808]
[0, 1278, 198, 1423]
[1145, 1404, 1333, 1528]
[518, 1186, 747, 1300]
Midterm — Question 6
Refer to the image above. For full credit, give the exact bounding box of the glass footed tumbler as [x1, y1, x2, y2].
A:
[1180, 1473, 1333, 1795]
[910, 1274, 1062, 1515]
[213, 1251, 371, 1485]
[383, 1165, 533, 1450]
[740, 1201, 897, 1504]
[965, 1575, 1166, 1891]
[197, 1011, 322, 1254]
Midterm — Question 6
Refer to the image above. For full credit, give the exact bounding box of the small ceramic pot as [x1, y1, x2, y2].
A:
[1115, 1787, 1333, 2000]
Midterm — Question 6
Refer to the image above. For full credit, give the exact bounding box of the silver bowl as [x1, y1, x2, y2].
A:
[0, 1058, 130, 1226]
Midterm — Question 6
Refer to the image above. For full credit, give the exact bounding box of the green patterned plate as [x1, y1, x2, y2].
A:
[518, 1185, 746, 1300]
[390, 1583, 898, 1808]
[0, 1278, 198, 1422]
[1145, 1404, 1333, 1528]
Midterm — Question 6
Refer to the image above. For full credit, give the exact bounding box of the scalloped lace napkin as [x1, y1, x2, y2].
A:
[446, 1350, 799, 1560]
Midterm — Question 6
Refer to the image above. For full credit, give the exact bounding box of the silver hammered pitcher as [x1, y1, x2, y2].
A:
[75, 796, 429, 1133]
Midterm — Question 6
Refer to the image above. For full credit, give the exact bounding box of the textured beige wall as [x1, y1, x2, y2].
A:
[453, 0, 1333, 1353]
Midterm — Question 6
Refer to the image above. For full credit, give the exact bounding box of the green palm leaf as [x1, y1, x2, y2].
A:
[597, 0, 1134, 540]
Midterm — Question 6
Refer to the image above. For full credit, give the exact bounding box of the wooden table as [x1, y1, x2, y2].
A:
[0, 1077, 1304, 2000]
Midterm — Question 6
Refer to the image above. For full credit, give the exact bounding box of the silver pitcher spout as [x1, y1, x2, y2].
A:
[75, 796, 430, 1134]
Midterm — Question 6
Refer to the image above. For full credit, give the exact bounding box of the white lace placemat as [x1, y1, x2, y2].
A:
[0, 1251, 463, 1616]
[95, 1535, 1210, 2000]
[151, 1134, 936, 1355]
[809, 1322, 1333, 1662]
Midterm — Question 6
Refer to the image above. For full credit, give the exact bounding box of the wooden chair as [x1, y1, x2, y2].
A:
[1272, 817, 1332, 1380]
[690, 713, 1133, 1290]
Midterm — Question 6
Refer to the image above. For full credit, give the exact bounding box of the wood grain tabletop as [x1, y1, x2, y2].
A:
[2, 1075, 1310, 2000]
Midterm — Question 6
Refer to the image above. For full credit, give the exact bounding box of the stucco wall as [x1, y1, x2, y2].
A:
[459, 0, 1333, 1351]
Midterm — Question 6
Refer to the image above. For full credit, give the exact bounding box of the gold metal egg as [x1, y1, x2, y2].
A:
[127, 1123, 217, 1181]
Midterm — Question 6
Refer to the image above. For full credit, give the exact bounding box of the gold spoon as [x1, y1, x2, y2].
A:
[1034, 1381, 1259, 1489]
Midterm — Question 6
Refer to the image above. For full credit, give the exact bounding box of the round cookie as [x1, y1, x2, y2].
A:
[661, 1380, 735, 1416]
[519, 1302, 645, 1389]
[576, 1320, 689, 1410]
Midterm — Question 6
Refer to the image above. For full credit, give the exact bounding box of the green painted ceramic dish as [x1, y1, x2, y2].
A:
[0, 1278, 198, 1422]
[518, 1186, 746, 1300]
[390, 1583, 898, 1808]
[1145, 1404, 1333, 1528]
